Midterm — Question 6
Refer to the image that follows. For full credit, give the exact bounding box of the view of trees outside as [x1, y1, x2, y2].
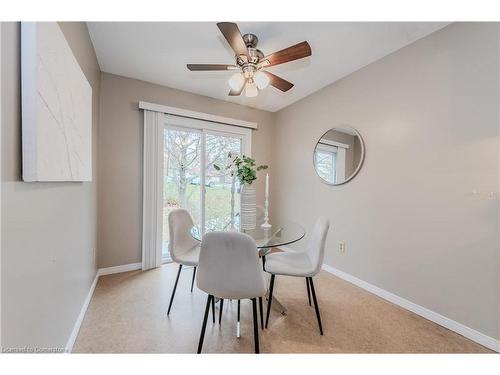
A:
[314, 149, 337, 183]
[204, 133, 241, 231]
[163, 127, 242, 256]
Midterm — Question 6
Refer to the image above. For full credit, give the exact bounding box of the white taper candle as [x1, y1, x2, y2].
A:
[265, 173, 269, 198]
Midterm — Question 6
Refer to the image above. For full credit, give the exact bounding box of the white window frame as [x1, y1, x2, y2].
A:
[316, 143, 337, 153]
[161, 115, 252, 263]
[319, 139, 349, 149]
[164, 114, 251, 155]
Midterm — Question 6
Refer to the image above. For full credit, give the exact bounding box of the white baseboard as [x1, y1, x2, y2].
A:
[97, 262, 142, 276]
[65, 272, 99, 353]
[65, 262, 143, 352]
[321, 264, 500, 353]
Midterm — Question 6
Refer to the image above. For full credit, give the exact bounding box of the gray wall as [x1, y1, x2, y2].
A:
[271, 23, 500, 339]
[1, 22, 100, 349]
[97, 73, 275, 268]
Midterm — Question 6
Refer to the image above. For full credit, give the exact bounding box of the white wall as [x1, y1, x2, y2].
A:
[272, 23, 500, 340]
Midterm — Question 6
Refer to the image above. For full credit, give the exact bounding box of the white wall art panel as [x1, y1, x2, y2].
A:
[21, 22, 92, 181]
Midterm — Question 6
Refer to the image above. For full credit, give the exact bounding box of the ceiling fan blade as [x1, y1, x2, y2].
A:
[228, 80, 246, 96]
[187, 64, 238, 71]
[259, 41, 311, 68]
[263, 71, 294, 92]
[217, 22, 248, 58]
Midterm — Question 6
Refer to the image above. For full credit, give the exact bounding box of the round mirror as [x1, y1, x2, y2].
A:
[313, 127, 365, 185]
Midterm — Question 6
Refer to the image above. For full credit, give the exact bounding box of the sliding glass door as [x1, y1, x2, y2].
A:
[204, 132, 242, 232]
[163, 127, 202, 234]
[162, 115, 250, 257]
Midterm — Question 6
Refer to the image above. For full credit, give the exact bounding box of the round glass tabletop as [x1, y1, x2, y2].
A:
[191, 218, 305, 249]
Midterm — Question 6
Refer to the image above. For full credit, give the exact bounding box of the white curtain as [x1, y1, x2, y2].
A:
[142, 110, 164, 270]
[335, 146, 346, 183]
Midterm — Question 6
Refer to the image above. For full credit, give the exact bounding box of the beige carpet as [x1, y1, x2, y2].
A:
[73, 263, 492, 353]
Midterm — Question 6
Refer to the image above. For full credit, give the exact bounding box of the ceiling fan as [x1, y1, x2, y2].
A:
[187, 22, 312, 98]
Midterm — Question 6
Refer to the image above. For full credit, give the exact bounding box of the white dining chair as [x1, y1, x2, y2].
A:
[196, 231, 267, 353]
[216, 205, 266, 332]
[167, 209, 207, 316]
[263, 217, 330, 335]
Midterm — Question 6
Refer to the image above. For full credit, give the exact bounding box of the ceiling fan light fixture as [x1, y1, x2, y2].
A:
[228, 72, 245, 91]
[245, 81, 258, 98]
[254, 71, 269, 90]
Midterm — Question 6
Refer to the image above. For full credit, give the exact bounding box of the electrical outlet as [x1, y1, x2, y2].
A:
[338, 241, 346, 254]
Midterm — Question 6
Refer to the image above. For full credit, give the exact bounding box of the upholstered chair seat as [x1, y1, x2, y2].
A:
[263, 251, 315, 277]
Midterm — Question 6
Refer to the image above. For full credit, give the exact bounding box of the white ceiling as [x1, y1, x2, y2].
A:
[87, 22, 448, 112]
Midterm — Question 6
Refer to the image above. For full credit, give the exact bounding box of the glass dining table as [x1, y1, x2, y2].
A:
[191, 218, 306, 317]
[191, 218, 305, 252]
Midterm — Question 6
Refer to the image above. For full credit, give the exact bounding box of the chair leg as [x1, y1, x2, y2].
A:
[167, 264, 182, 315]
[252, 298, 260, 354]
[306, 277, 311, 306]
[219, 299, 224, 324]
[262, 255, 266, 270]
[190, 266, 197, 292]
[211, 296, 216, 323]
[258, 297, 264, 330]
[308, 277, 323, 335]
[237, 300, 241, 338]
[265, 274, 275, 328]
[197, 294, 213, 354]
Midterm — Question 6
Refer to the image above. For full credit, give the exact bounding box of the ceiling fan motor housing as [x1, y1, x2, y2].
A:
[242, 33, 258, 48]
[242, 33, 263, 64]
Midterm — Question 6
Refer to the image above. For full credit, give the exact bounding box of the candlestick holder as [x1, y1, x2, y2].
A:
[261, 192, 272, 228]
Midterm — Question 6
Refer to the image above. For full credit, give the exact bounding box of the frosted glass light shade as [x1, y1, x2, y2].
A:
[228, 73, 245, 91]
[254, 71, 269, 90]
[245, 82, 258, 97]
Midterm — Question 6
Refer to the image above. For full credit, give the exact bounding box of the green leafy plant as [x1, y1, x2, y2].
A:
[214, 153, 268, 185]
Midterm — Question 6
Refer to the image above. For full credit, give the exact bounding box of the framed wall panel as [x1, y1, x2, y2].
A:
[21, 22, 92, 182]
